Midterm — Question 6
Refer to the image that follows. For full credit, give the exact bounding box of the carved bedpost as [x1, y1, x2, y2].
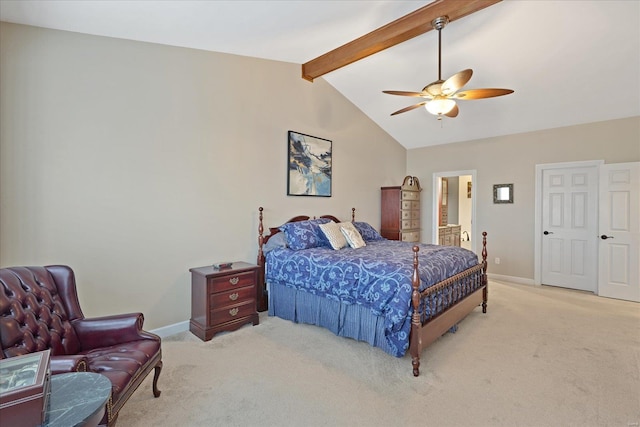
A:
[410, 245, 422, 377]
[258, 207, 264, 259]
[257, 207, 267, 312]
[481, 231, 488, 314]
[351, 207, 355, 222]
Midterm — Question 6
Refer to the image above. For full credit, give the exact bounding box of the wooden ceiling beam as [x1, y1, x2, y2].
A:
[301, 0, 501, 82]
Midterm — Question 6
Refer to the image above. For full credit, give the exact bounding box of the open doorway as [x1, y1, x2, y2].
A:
[432, 170, 477, 253]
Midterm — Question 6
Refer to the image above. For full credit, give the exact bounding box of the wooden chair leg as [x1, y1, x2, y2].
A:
[152, 360, 162, 398]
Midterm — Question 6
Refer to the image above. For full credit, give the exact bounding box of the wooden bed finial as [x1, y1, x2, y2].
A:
[352, 207, 355, 222]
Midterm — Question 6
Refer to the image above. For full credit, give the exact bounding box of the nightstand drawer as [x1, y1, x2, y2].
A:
[210, 300, 256, 325]
[208, 271, 256, 293]
[210, 286, 255, 307]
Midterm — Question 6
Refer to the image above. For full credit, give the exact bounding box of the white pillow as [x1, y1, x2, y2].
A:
[319, 221, 348, 250]
[340, 222, 366, 249]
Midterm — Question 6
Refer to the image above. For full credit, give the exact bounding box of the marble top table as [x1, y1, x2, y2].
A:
[42, 372, 111, 427]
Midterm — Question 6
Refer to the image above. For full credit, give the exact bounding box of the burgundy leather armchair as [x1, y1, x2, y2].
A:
[0, 265, 162, 426]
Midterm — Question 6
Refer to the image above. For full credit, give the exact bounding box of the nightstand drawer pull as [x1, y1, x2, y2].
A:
[229, 308, 239, 316]
[229, 292, 239, 301]
[229, 277, 239, 285]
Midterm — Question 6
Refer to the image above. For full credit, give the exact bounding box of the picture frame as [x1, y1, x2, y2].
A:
[493, 183, 514, 204]
[287, 131, 332, 197]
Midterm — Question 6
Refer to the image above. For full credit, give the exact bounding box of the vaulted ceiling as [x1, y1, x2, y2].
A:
[1, 0, 638, 149]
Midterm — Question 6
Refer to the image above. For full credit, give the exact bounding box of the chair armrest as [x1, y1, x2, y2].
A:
[51, 355, 88, 374]
[72, 313, 158, 352]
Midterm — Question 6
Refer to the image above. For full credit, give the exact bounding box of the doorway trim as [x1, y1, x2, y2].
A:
[533, 160, 604, 285]
[432, 170, 477, 254]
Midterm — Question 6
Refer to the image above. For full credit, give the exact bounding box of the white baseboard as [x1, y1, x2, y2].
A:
[487, 273, 536, 286]
[150, 320, 189, 338]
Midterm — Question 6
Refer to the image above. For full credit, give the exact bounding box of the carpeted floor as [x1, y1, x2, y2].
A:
[117, 281, 640, 427]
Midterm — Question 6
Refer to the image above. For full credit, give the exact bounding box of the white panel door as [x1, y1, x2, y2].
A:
[598, 162, 640, 302]
[541, 166, 598, 291]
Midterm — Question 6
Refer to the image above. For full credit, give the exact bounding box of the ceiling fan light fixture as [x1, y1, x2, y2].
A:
[426, 97, 456, 116]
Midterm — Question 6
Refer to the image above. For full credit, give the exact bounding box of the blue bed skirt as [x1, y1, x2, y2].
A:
[268, 282, 398, 356]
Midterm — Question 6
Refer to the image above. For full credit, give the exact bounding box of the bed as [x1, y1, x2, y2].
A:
[256, 207, 487, 376]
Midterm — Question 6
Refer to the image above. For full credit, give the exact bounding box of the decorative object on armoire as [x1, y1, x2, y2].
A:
[493, 183, 514, 204]
[287, 130, 332, 197]
[0, 265, 163, 427]
[381, 175, 421, 242]
[382, 16, 514, 120]
[189, 262, 260, 341]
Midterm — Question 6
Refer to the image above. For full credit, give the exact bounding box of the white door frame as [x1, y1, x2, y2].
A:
[432, 170, 477, 254]
[534, 160, 604, 285]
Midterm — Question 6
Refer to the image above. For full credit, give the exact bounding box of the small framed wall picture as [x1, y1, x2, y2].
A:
[493, 183, 514, 204]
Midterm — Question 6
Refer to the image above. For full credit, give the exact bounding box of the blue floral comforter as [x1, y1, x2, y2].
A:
[265, 240, 479, 356]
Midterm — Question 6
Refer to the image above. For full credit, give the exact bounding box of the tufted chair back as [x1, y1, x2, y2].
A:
[0, 265, 163, 426]
[0, 266, 87, 358]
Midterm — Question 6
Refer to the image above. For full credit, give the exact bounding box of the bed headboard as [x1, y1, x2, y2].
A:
[258, 207, 355, 247]
[255, 207, 355, 311]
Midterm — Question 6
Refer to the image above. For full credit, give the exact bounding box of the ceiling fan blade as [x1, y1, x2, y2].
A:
[390, 101, 427, 116]
[453, 88, 514, 100]
[383, 90, 431, 98]
[441, 69, 473, 96]
[444, 104, 459, 118]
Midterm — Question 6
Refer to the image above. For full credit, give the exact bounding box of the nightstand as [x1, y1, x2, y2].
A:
[189, 262, 259, 341]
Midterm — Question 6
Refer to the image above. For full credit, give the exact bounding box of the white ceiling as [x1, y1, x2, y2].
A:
[1, 0, 639, 149]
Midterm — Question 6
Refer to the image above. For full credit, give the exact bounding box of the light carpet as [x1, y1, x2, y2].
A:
[117, 281, 640, 427]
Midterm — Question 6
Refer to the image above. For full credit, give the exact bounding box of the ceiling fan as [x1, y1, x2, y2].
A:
[383, 16, 513, 119]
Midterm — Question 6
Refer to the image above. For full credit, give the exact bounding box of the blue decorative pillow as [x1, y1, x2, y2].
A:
[353, 221, 384, 242]
[263, 232, 288, 253]
[279, 218, 331, 250]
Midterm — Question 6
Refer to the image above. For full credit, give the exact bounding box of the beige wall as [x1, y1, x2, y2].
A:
[408, 116, 640, 281]
[0, 23, 406, 329]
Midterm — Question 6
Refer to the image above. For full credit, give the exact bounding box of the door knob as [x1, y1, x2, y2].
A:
[600, 235, 614, 240]
[543, 231, 553, 235]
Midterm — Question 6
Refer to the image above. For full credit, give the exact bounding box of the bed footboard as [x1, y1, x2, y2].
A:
[410, 232, 488, 376]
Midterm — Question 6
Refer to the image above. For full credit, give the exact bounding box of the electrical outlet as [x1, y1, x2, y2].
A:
[495, 257, 501, 265]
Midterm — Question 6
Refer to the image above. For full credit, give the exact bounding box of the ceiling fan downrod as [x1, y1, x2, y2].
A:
[432, 16, 449, 82]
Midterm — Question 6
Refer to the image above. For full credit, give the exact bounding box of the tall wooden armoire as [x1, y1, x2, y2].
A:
[380, 176, 421, 242]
